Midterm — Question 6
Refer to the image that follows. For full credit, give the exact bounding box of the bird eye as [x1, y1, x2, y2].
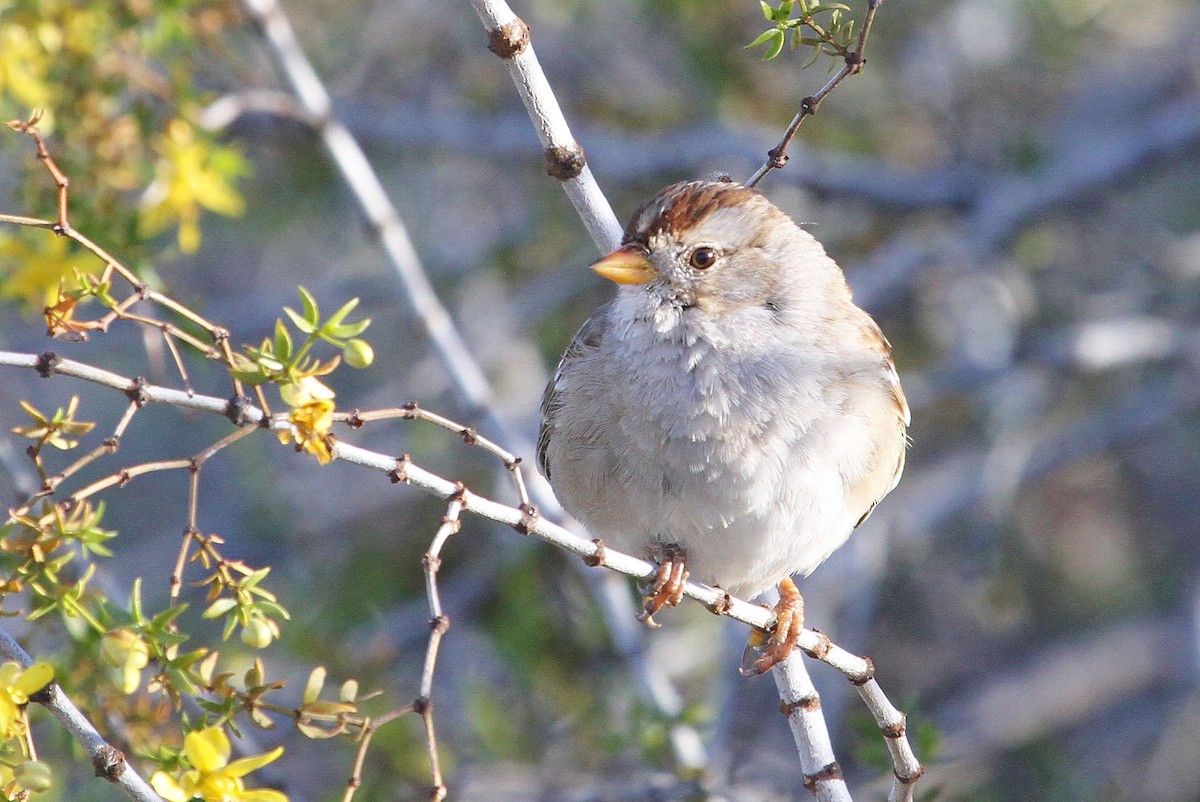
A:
[689, 247, 718, 269]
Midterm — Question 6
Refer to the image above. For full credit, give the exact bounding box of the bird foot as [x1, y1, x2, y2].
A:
[636, 548, 688, 629]
[739, 577, 804, 676]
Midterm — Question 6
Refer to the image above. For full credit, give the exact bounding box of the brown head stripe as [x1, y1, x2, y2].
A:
[623, 180, 762, 246]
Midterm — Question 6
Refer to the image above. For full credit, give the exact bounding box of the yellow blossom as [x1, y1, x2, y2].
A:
[139, 118, 248, 253]
[0, 662, 53, 740]
[276, 376, 336, 465]
[150, 727, 286, 802]
[11, 396, 95, 450]
[0, 232, 95, 312]
[100, 629, 150, 694]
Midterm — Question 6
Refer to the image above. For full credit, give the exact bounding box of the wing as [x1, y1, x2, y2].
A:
[537, 310, 609, 482]
[850, 318, 910, 529]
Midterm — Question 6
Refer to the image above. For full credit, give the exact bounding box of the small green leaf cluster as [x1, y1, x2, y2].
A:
[202, 565, 291, 650]
[747, 0, 855, 64]
[232, 286, 374, 388]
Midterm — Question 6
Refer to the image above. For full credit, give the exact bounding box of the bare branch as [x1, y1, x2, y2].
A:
[467, 0, 623, 252]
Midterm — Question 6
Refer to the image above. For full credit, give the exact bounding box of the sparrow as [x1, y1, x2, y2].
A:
[537, 178, 909, 673]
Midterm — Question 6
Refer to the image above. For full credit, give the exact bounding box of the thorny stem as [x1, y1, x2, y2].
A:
[747, 0, 886, 188]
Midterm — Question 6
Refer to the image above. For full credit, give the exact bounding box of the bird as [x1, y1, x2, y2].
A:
[537, 178, 909, 674]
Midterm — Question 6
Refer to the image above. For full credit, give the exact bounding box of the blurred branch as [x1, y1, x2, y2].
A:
[0, 627, 162, 802]
[467, 0, 623, 252]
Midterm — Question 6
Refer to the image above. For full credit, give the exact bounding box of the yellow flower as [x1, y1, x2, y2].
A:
[100, 629, 150, 694]
[276, 376, 336, 465]
[0, 232, 95, 311]
[150, 727, 286, 802]
[139, 118, 248, 253]
[11, 396, 95, 450]
[0, 662, 53, 740]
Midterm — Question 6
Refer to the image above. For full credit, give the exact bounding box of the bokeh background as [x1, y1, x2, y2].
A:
[2, 0, 1200, 800]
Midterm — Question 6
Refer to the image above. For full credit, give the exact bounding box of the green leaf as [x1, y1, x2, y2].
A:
[764, 28, 786, 60]
[203, 598, 238, 619]
[746, 28, 779, 50]
[282, 306, 316, 335]
[298, 285, 319, 325]
[323, 297, 360, 331]
[273, 319, 293, 362]
[326, 318, 371, 339]
[303, 666, 326, 705]
[760, 0, 773, 21]
[808, 2, 850, 13]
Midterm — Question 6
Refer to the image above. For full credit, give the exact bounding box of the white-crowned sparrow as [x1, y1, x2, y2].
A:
[538, 178, 909, 673]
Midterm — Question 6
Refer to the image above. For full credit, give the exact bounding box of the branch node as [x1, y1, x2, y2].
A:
[345, 408, 365, 429]
[779, 693, 821, 716]
[803, 762, 843, 791]
[514, 503, 539, 535]
[487, 17, 530, 59]
[708, 592, 734, 616]
[102, 436, 120, 454]
[211, 326, 230, 344]
[401, 401, 419, 419]
[895, 765, 926, 785]
[544, 143, 587, 181]
[881, 719, 906, 739]
[459, 426, 478, 446]
[35, 351, 60, 378]
[800, 95, 817, 115]
[412, 695, 431, 715]
[767, 146, 789, 169]
[390, 454, 413, 484]
[581, 538, 606, 567]
[92, 744, 127, 782]
[849, 655, 876, 685]
[125, 377, 149, 407]
[429, 614, 450, 635]
[800, 630, 832, 661]
[224, 395, 252, 427]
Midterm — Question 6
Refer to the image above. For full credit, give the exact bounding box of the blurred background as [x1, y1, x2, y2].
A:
[2, 0, 1200, 800]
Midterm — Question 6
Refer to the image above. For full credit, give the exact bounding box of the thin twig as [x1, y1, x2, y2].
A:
[746, 0, 886, 188]
[342, 403, 532, 511]
[772, 651, 853, 802]
[415, 493, 464, 802]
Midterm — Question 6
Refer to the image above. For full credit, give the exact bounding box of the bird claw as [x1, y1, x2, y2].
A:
[636, 549, 688, 627]
[739, 577, 804, 676]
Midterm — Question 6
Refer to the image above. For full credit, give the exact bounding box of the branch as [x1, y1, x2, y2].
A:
[467, 0, 623, 253]
[746, 0, 887, 188]
[0, 348, 922, 791]
[0, 627, 163, 802]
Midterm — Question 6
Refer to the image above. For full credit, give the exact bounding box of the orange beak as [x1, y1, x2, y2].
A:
[591, 243, 654, 285]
